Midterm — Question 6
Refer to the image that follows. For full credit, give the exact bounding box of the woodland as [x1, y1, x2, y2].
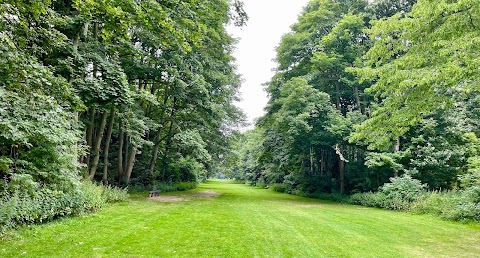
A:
[0, 0, 247, 231]
[224, 0, 480, 222]
[1, 0, 480, 234]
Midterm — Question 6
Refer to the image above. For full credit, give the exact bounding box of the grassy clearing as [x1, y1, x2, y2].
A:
[1, 180, 479, 257]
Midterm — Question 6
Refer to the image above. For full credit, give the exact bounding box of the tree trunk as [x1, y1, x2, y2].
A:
[361, 95, 368, 115]
[394, 137, 400, 152]
[148, 84, 171, 175]
[102, 107, 115, 184]
[85, 107, 96, 166]
[92, 22, 99, 77]
[123, 133, 129, 175]
[148, 129, 163, 176]
[161, 121, 174, 181]
[335, 84, 341, 110]
[160, 96, 177, 181]
[339, 159, 345, 194]
[310, 147, 314, 174]
[320, 149, 325, 176]
[125, 146, 138, 184]
[117, 119, 124, 185]
[335, 144, 349, 194]
[88, 110, 108, 180]
[353, 86, 361, 112]
[393, 137, 400, 177]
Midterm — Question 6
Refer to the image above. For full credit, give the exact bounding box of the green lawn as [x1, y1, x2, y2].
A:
[1, 180, 479, 257]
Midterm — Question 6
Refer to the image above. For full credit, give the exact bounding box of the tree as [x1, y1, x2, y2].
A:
[349, 0, 480, 150]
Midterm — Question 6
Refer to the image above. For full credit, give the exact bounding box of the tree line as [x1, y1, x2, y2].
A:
[0, 0, 247, 229]
[225, 0, 480, 202]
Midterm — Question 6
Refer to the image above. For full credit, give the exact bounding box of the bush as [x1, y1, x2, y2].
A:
[150, 182, 198, 193]
[380, 174, 426, 202]
[256, 183, 268, 189]
[0, 181, 129, 234]
[271, 184, 285, 193]
[101, 185, 129, 203]
[412, 187, 480, 222]
[288, 174, 479, 222]
[174, 182, 198, 191]
[357, 173, 428, 211]
[349, 192, 387, 208]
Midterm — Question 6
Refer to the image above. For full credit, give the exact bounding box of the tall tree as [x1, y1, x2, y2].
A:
[349, 0, 480, 150]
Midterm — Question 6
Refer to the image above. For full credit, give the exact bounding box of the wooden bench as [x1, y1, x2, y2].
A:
[149, 187, 160, 197]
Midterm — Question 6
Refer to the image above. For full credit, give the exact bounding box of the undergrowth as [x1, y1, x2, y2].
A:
[0, 181, 128, 235]
[273, 174, 480, 222]
[128, 181, 198, 193]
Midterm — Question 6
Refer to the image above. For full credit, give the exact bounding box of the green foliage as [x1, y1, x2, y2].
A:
[347, 174, 426, 210]
[346, 179, 479, 222]
[271, 184, 286, 193]
[237, 0, 480, 202]
[0, 181, 128, 234]
[101, 184, 129, 203]
[380, 174, 426, 202]
[349, 192, 387, 208]
[153, 182, 198, 193]
[350, 0, 480, 150]
[460, 156, 480, 188]
[168, 157, 208, 183]
[412, 187, 480, 222]
[1, 0, 245, 230]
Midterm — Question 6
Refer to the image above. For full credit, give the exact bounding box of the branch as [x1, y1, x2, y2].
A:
[334, 144, 349, 163]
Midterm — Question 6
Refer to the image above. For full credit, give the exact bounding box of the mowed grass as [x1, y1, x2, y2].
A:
[1, 180, 479, 258]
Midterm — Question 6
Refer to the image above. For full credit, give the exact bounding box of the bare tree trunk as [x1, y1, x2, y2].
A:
[102, 107, 115, 184]
[394, 138, 400, 152]
[85, 107, 96, 166]
[339, 159, 345, 194]
[335, 145, 349, 194]
[117, 119, 124, 185]
[125, 146, 138, 184]
[88, 110, 108, 180]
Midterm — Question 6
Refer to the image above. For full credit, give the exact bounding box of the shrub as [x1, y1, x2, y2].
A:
[412, 187, 480, 222]
[287, 174, 479, 222]
[380, 174, 427, 202]
[271, 184, 285, 193]
[356, 173, 427, 211]
[0, 181, 129, 234]
[101, 185, 129, 203]
[349, 192, 386, 208]
[151, 182, 198, 193]
[256, 183, 268, 189]
[174, 182, 198, 191]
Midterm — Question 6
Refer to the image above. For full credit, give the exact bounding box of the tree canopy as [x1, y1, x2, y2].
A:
[230, 0, 480, 197]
